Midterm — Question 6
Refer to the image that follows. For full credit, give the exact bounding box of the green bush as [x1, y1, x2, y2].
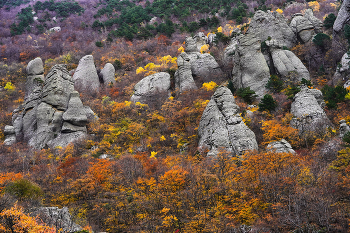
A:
[113, 59, 122, 70]
[321, 85, 348, 109]
[95, 41, 104, 47]
[258, 94, 277, 112]
[236, 87, 257, 104]
[324, 13, 336, 29]
[285, 84, 301, 99]
[266, 75, 283, 93]
[227, 80, 236, 95]
[5, 179, 43, 201]
[313, 33, 331, 50]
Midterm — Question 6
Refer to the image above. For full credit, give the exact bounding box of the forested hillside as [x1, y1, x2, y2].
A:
[1, 0, 350, 232]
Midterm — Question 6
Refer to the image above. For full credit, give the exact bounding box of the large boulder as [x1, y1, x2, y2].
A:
[174, 53, 197, 92]
[100, 63, 116, 87]
[4, 125, 16, 145]
[270, 48, 310, 82]
[333, 52, 350, 85]
[198, 86, 258, 156]
[266, 139, 296, 154]
[333, 0, 350, 34]
[290, 13, 314, 43]
[339, 119, 350, 138]
[248, 10, 296, 48]
[290, 86, 331, 137]
[223, 38, 238, 65]
[26, 57, 44, 76]
[131, 72, 171, 103]
[232, 34, 270, 97]
[73, 55, 100, 92]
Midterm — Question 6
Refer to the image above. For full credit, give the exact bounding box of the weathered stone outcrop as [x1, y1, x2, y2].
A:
[198, 86, 258, 156]
[4, 125, 16, 145]
[333, 0, 350, 34]
[32, 207, 81, 233]
[131, 72, 171, 103]
[270, 48, 310, 82]
[73, 55, 100, 92]
[4, 58, 95, 149]
[290, 10, 322, 43]
[100, 63, 116, 87]
[333, 52, 350, 85]
[232, 34, 270, 97]
[223, 38, 238, 65]
[174, 53, 197, 92]
[266, 139, 296, 154]
[290, 86, 330, 136]
[339, 119, 350, 138]
[248, 10, 296, 48]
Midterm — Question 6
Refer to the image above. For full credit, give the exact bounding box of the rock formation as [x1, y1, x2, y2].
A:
[266, 139, 296, 154]
[174, 53, 197, 92]
[290, 86, 330, 137]
[73, 55, 100, 92]
[4, 58, 95, 149]
[232, 34, 270, 97]
[248, 10, 296, 48]
[100, 63, 116, 87]
[269, 46, 310, 82]
[339, 119, 350, 138]
[32, 207, 81, 232]
[333, 52, 350, 85]
[174, 35, 223, 91]
[131, 72, 171, 103]
[333, 0, 350, 34]
[198, 86, 258, 156]
[290, 10, 323, 43]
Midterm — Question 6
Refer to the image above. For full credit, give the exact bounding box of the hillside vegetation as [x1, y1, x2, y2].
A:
[1, 0, 350, 232]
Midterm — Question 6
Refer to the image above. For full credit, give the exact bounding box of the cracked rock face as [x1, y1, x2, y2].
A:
[198, 86, 258, 156]
[174, 53, 197, 93]
[131, 72, 171, 103]
[4, 58, 95, 149]
[290, 86, 330, 137]
[100, 63, 116, 87]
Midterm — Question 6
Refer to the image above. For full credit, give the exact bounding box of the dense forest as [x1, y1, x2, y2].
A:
[1, 0, 350, 232]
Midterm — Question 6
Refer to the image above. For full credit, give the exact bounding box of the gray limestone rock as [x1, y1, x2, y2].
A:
[223, 38, 238, 65]
[73, 55, 100, 92]
[339, 119, 350, 138]
[131, 72, 171, 103]
[266, 139, 296, 154]
[232, 34, 270, 97]
[333, 0, 350, 34]
[194, 32, 208, 51]
[101, 63, 116, 87]
[47, 131, 86, 148]
[32, 207, 82, 233]
[304, 9, 323, 34]
[185, 37, 199, 53]
[290, 14, 314, 43]
[187, 52, 223, 83]
[290, 86, 331, 136]
[198, 86, 258, 156]
[271, 49, 310, 82]
[26, 57, 44, 75]
[175, 53, 197, 92]
[333, 52, 350, 85]
[248, 10, 296, 48]
[4, 125, 16, 145]
[41, 65, 74, 110]
[62, 91, 88, 127]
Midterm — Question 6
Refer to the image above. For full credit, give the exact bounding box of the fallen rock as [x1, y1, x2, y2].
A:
[26, 57, 44, 76]
[198, 86, 258, 156]
[266, 139, 296, 154]
[131, 72, 171, 103]
[290, 86, 331, 137]
[100, 63, 116, 87]
[73, 55, 100, 92]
